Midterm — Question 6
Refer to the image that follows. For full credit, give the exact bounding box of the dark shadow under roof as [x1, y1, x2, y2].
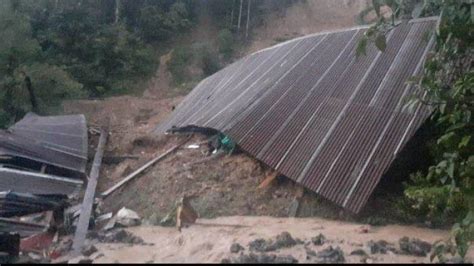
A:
[155, 17, 438, 213]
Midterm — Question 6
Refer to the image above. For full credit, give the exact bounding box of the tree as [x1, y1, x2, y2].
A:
[360, 0, 473, 261]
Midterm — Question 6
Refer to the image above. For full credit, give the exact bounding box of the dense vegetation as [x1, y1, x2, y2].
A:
[361, 0, 472, 261]
[0, 0, 301, 128]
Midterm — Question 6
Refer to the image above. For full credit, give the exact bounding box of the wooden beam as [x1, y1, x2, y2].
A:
[72, 129, 108, 255]
[100, 136, 191, 199]
[257, 171, 278, 189]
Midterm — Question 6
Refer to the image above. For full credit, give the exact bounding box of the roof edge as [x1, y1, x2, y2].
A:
[251, 16, 439, 57]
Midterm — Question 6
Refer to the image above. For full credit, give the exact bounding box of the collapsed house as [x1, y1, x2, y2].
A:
[156, 17, 438, 213]
[0, 113, 87, 237]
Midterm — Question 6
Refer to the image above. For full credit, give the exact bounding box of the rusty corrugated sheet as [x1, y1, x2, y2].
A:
[155, 18, 438, 213]
[0, 113, 88, 176]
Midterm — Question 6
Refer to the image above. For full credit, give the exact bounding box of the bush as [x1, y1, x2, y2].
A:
[167, 46, 193, 84]
[194, 43, 221, 76]
[217, 29, 234, 60]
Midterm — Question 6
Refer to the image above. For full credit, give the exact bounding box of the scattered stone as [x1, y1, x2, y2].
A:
[249, 238, 275, 252]
[316, 245, 345, 263]
[368, 240, 389, 254]
[230, 243, 244, 253]
[399, 237, 432, 257]
[311, 233, 326, 246]
[229, 253, 298, 264]
[68, 256, 93, 264]
[248, 232, 299, 253]
[274, 232, 297, 248]
[350, 249, 368, 256]
[116, 207, 141, 227]
[81, 244, 98, 256]
[100, 229, 145, 245]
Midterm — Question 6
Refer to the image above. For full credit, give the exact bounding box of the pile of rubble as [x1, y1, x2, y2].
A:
[221, 231, 451, 264]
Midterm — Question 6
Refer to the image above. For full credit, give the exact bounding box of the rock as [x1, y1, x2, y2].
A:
[311, 233, 326, 246]
[116, 207, 141, 227]
[81, 245, 98, 256]
[305, 248, 317, 257]
[368, 240, 389, 254]
[100, 229, 144, 244]
[230, 243, 244, 253]
[350, 249, 368, 256]
[221, 258, 231, 264]
[274, 232, 297, 248]
[229, 253, 298, 264]
[68, 256, 93, 264]
[274, 255, 299, 264]
[248, 238, 275, 252]
[316, 245, 345, 263]
[399, 237, 432, 257]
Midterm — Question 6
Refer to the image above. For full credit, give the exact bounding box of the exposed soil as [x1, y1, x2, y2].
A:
[92, 216, 474, 263]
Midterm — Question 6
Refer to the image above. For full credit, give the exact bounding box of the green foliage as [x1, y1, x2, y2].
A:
[362, 0, 473, 260]
[194, 43, 221, 76]
[138, 1, 192, 42]
[167, 46, 193, 85]
[36, 6, 157, 97]
[218, 29, 235, 60]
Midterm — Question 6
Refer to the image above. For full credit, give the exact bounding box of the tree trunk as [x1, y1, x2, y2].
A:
[238, 0, 243, 31]
[245, 0, 251, 38]
[114, 0, 120, 24]
[230, 0, 235, 28]
[24, 75, 38, 114]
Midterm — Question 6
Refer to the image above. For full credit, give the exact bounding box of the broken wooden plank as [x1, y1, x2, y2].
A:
[100, 136, 191, 199]
[257, 172, 278, 189]
[72, 129, 108, 256]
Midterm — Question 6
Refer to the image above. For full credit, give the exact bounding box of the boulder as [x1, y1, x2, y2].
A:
[399, 237, 432, 257]
[230, 243, 244, 253]
[116, 207, 141, 227]
[311, 233, 326, 246]
[316, 246, 345, 263]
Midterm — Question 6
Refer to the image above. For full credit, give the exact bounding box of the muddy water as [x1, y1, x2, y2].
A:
[94, 216, 473, 263]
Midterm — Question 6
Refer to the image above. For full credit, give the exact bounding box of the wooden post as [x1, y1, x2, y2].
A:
[72, 129, 108, 256]
[237, 0, 243, 31]
[245, 0, 251, 39]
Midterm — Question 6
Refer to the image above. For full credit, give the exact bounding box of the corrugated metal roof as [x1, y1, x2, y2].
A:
[0, 113, 88, 175]
[155, 18, 438, 213]
[0, 192, 67, 218]
[0, 168, 83, 196]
